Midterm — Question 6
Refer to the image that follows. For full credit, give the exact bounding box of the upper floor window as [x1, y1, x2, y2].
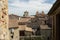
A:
[18, 22, 25, 25]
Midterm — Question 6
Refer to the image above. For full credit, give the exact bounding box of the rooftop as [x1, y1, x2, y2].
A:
[40, 25, 51, 30]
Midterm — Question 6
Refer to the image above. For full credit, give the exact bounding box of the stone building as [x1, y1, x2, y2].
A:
[8, 14, 33, 40]
[8, 11, 51, 40]
[8, 14, 19, 40]
[0, 0, 10, 40]
[27, 11, 50, 36]
[40, 25, 52, 40]
[18, 16, 34, 36]
[33, 11, 51, 40]
[36, 11, 52, 40]
[48, 0, 60, 40]
[35, 11, 48, 25]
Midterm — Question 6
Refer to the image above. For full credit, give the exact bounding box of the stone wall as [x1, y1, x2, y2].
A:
[41, 29, 52, 40]
[0, 0, 10, 40]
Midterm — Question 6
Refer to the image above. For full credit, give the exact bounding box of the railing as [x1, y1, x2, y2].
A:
[20, 36, 46, 40]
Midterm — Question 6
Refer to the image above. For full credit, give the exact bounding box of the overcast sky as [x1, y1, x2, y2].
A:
[8, 0, 56, 16]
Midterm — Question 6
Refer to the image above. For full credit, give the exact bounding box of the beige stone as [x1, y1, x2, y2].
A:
[0, 0, 10, 40]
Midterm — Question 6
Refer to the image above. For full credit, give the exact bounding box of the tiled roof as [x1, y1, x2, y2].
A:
[9, 14, 20, 20]
[19, 25, 33, 32]
[18, 17, 31, 22]
[40, 25, 51, 29]
[8, 19, 18, 28]
[9, 14, 20, 17]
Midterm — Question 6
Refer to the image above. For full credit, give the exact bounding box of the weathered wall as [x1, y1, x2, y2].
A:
[0, 0, 10, 40]
[41, 29, 52, 40]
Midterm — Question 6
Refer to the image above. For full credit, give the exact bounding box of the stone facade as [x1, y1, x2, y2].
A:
[9, 11, 51, 40]
[9, 28, 19, 40]
[9, 14, 20, 40]
[26, 11, 51, 36]
[8, 14, 33, 40]
[0, 0, 10, 40]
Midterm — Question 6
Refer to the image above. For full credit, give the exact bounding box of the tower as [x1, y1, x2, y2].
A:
[0, 0, 10, 40]
[41, 11, 45, 16]
[23, 11, 29, 17]
[36, 11, 39, 16]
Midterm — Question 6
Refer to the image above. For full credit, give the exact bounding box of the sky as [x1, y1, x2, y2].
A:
[8, 0, 56, 16]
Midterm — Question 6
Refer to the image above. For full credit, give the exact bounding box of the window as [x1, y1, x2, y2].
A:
[9, 28, 14, 39]
[19, 31, 25, 36]
[9, 28, 14, 35]
[18, 22, 25, 25]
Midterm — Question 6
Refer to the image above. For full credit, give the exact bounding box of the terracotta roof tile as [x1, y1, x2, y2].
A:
[8, 19, 18, 28]
[19, 25, 33, 32]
